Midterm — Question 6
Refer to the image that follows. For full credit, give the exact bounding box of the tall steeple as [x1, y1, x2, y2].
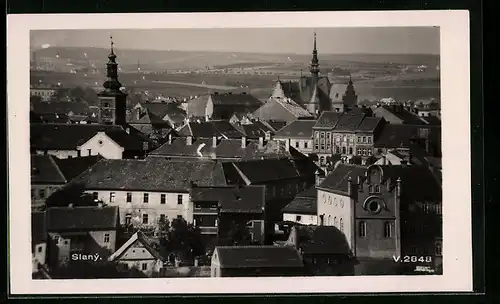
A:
[309, 32, 320, 84]
[97, 36, 127, 126]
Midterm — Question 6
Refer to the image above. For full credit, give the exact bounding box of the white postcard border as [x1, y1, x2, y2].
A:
[7, 10, 472, 294]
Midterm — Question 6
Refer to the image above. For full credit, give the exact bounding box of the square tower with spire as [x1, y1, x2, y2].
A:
[97, 36, 127, 126]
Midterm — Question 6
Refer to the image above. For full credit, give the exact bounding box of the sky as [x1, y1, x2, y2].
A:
[31, 27, 440, 55]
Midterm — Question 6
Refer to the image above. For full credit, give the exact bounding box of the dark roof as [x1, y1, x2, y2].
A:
[335, 113, 366, 131]
[37, 113, 71, 124]
[274, 120, 316, 139]
[139, 102, 186, 118]
[178, 121, 244, 139]
[319, 163, 441, 201]
[187, 95, 210, 118]
[265, 120, 288, 132]
[31, 155, 66, 184]
[241, 140, 292, 161]
[53, 155, 102, 181]
[241, 124, 268, 139]
[32, 212, 47, 247]
[317, 164, 367, 194]
[215, 245, 303, 269]
[30, 123, 147, 151]
[374, 124, 421, 148]
[356, 117, 383, 132]
[190, 185, 265, 213]
[380, 105, 425, 125]
[282, 186, 317, 215]
[232, 159, 300, 184]
[314, 111, 343, 129]
[32, 102, 90, 115]
[293, 225, 353, 255]
[127, 108, 168, 125]
[419, 115, 441, 126]
[210, 93, 262, 108]
[46, 206, 119, 231]
[221, 162, 247, 185]
[71, 158, 227, 192]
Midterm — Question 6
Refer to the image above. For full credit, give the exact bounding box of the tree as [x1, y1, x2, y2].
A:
[45, 182, 103, 209]
[163, 218, 205, 262]
[219, 220, 252, 246]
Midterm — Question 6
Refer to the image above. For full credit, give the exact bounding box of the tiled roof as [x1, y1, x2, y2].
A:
[282, 186, 317, 215]
[265, 120, 288, 132]
[292, 225, 353, 255]
[214, 245, 303, 269]
[273, 120, 316, 139]
[187, 95, 210, 118]
[271, 97, 314, 118]
[32, 211, 47, 247]
[210, 93, 262, 108]
[139, 102, 186, 118]
[221, 162, 247, 185]
[190, 185, 265, 213]
[30, 123, 147, 151]
[241, 140, 292, 161]
[335, 113, 366, 131]
[108, 231, 162, 261]
[232, 159, 300, 184]
[148, 137, 213, 157]
[380, 105, 425, 125]
[46, 206, 119, 231]
[53, 155, 102, 181]
[32, 101, 91, 115]
[31, 155, 67, 184]
[71, 158, 228, 192]
[356, 117, 384, 132]
[317, 164, 367, 194]
[240, 124, 268, 139]
[314, 111, 343, 129]
[127, 108, 168, 125]
[319, 163, 441, 201]
[178, 121, 244, 139]
[419, 115, 441, 126]
[374, 124, 420, 148]
[281, 81, 303, 104]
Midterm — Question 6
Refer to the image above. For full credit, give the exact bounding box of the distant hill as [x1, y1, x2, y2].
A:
[33, 46, 439, 71]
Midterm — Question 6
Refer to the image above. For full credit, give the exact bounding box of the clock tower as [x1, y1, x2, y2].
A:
[97, 36, 127, 126]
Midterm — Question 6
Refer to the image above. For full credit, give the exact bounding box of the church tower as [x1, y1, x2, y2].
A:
[97, 36, 127, 126]
[342, 77, 358, 107]
[309, 32, 320, 86]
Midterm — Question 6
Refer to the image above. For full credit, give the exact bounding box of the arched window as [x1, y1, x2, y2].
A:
[359, 221, 366, 238]
[368, 185, 373, 193]
[328, 215, 331, 225]
[374, 185, 380, 193]
[333, 216, 338, 227]
[339, 218, 344, 232]
[384, 222, 392, 238]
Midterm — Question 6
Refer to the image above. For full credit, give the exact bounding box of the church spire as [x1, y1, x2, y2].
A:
[103, 35, 122, 92]
[310, 32, 320, 83]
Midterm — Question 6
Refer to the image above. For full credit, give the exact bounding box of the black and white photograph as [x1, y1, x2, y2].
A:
[8, 11, 472, 294]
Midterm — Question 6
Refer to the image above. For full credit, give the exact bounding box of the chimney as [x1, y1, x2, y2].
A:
[396, 177, 402, 197]
[68, 203, 74, 208]
[186, 136, 193, 146]
[168, 133, 172, 144]
[241, 136, 247, 148]
[347, 176, 352, 197]
[212, 136, 218, 148]
[258, 137, 264, 149]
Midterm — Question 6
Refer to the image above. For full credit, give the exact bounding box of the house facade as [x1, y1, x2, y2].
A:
[316, 163, 442, 275]
[46, 205, 119, 269]
[282, 186, 318, 225]
[273, 119, 316, 155]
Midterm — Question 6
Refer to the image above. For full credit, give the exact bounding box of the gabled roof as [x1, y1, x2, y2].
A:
[334, 113, 366, 131]
[214, 245, 303, 269]
[373, 124, 421, 148]
[53, 155, 103, 181]
[314, 111, 343, 129]
[127, 108, 168, 125]
[317, 164, 367, 194]
[241, 140, 292, 161]
[232, 159, 300, 184]
[282, 186, 317, 215]
[290, 225, 353, 256]
[186, 95, 210, 118]
[265, 120, 288, 132]
[139, 102, 186, 118]
[269, 97, 314, 118]
[273, 120, 316, 139]
[379, 105, 425, 125]
[190, 185, 265, 213]
[30, 123, 147, 151]
[178, 121, 244, 139]
[46, 206, 119, 231]
[108, 231, 162, 262]
[210, 92, 262, 108]
[356, 117, 383, 132]
[31, 155, 67, 184]
[71, 158, 228, 192]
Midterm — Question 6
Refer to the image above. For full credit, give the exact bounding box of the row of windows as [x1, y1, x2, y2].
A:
[294, 141, 309, 149]
[103, 192, 183, 205]
[52, 233, 111, 245]
[120, 262, 149, 271]
[316, 146, 373, 156]
[358, 221, 393, 238]
[407, 243, 442, 256]
[266, 181, 305, 199]
[125, 213, 184, 225]
[321, 195, 345, 208]
[420, 202, 442, 214]
[314, 132, 373, 144]
[295, 215, 315, 222]
[31, 90, 56, 96]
